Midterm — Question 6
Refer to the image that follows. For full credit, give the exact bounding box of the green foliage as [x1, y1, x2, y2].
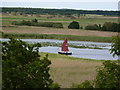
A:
[2, 7, 118, 16]
[12, 20, 32, 26]
[94, 61, 120, 88]
[71, 80, 93, 88]
[52, 23, 63, 28]
[70, 61, 120, 88]
[102, 22, 119, 32]
[31, 18, 38, 23]
[2, 38, 53, 89]
[68, 21, 80, 29]
[11, 20, 63, 28]
[49, 83, 60, 89]
[85, 22, 119, 32]
[109, 35, 120, 57]
[85, 24, 102, 30]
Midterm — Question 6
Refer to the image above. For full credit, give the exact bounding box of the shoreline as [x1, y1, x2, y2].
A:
[2, 33, 112, 43]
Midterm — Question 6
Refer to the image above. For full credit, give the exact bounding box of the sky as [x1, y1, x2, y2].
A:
[1, 0, 120, 11]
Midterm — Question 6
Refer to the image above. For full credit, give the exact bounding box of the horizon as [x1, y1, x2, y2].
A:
[1, 6, 118, 11]
[1, 2, 119, 11]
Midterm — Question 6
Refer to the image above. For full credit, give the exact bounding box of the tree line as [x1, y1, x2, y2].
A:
[12, 19, 63, 28]
[11, 19, 120, 32]
[85, 22, 120, 32]
[1, 7, 119, 16]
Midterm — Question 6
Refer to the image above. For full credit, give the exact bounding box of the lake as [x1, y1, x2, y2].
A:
[1, 38, 118, 60]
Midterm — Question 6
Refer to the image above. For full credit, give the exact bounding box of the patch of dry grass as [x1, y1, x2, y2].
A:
[2, 26, 117, 37]
[40, 52, 102, 88]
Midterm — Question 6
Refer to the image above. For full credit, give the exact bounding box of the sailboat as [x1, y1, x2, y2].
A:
[58, 39, 72, 55]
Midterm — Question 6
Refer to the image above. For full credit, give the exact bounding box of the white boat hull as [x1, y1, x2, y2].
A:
[58, 51, 72, 55]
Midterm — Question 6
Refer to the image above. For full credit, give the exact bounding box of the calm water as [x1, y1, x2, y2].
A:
[1, 38, 118, 60]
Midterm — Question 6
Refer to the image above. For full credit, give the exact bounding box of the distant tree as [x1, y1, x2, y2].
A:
[85, 24, 101, 30]
[2, 38, 53, 89]
[102, 22, 119, 32]
[68, 21, 80, 29]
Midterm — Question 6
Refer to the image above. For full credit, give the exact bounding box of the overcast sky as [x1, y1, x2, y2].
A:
[1, 0, 120, 11]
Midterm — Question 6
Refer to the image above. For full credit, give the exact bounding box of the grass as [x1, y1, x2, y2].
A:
[2, 33, 112, 42]
[2, 15, 118, 28]
[40, 52, 103, 88]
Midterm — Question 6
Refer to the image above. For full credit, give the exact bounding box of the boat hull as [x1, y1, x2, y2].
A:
[58, 51, 72, 55]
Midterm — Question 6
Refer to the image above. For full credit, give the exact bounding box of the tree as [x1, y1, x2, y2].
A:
[109, 35, 120, 60]
[68, 21, 80, 29]
[2, 38, 53, 89]
[94, 61, 120, 88]
[85, 24, 101, 30]
[102, 22, 119, 32]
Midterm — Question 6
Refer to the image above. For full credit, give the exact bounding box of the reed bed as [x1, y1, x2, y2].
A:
[2, 33, 112, 42]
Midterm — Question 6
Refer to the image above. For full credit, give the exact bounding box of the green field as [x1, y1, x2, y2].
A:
[2, 14, 118, 28]
[40, 52, 103, 88]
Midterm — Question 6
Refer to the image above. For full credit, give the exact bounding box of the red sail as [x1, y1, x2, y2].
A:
[62, 39, 69, 51]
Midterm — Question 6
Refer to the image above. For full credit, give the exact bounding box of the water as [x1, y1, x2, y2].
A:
[1, 38, 118, 60]
[40, 46, 117, 60]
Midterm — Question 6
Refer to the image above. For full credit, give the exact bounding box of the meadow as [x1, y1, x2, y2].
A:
[40, 52, 103, 88]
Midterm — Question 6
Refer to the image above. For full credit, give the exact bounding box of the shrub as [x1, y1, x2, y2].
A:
[49, 83, 61, 89]
[31, 18, 38, 23]
[85, 24, 101, 30]
[2, 38, 53, 89]
[12, 20, 32, 26]
[94, 61, 120, 88]
[109, 35, 120, 60]
[52, 23, 63, 28]
[71, 80, 93, 88]
[11, 20, 63, 28]
[102, 22, 119, 32]
[68, 21, 80, 29]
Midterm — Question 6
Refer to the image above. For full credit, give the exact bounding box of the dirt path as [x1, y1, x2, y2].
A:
[2, 26, 118, 37]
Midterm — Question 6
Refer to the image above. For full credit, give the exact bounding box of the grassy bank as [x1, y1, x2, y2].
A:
[2, 33, 112, 42]
[40, 52, 103, 88]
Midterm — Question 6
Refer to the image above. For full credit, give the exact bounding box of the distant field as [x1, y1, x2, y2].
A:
[2, 26, 118, 42]
[2, 14, 118, 28]
[1, 14, 118, 42]
[40, 52, 102, 88]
